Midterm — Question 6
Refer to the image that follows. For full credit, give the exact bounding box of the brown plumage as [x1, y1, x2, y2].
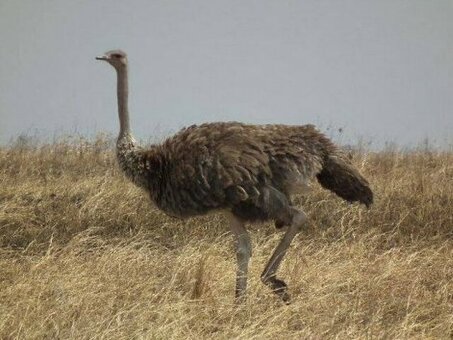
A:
[96, 49, 373, 303]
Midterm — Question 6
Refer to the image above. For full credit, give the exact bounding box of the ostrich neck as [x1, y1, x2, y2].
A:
[116, 66, 131, 138]
[114, 64, 149, 189]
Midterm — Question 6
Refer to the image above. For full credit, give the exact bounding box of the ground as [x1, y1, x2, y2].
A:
[0, 136, 452, 339]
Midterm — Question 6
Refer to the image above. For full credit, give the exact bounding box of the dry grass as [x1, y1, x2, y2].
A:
[0, 136, 452, 339]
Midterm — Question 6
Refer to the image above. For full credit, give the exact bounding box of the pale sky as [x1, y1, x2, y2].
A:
[1, 0, 452, 148]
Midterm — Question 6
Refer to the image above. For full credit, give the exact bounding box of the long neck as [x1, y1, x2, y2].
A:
[116, 65, 131, 138]
[113, 62, 148, 189]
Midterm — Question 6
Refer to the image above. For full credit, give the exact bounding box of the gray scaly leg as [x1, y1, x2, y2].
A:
[228, 213, 252, 302]
[261, 209, 307, 303]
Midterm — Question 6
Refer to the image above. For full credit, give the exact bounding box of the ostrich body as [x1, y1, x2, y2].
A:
[96, 50, 373, 302]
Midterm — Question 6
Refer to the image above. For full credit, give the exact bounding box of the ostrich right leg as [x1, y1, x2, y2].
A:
[261, 208, 307, 303]
[228, 213, 252, 301]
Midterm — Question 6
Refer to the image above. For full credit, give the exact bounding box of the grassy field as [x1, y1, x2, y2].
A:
[0, 136, 452, 339]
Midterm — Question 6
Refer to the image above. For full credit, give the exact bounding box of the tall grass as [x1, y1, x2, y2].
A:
[0, 136, 452, 339]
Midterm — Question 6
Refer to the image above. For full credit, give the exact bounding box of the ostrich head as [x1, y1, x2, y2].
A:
[96, 49, 127, 69]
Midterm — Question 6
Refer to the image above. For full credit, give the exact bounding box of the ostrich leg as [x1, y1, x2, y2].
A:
[261, 209, 307, 303]
[228, 213, 252, 301]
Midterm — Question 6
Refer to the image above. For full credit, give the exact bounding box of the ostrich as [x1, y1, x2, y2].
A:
[96, 49, 373, 302]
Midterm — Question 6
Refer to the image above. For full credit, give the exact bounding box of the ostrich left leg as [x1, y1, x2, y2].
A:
[228, 213, 252, 301]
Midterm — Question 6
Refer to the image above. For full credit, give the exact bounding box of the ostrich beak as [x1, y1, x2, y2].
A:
[96, 55, 108, 61]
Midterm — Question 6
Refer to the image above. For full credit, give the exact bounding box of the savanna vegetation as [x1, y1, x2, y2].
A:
[0, 135, 452, 339]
